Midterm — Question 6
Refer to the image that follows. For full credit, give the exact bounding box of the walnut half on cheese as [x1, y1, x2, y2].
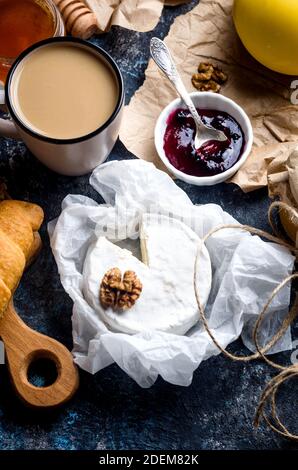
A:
[100, 267, 142, 311]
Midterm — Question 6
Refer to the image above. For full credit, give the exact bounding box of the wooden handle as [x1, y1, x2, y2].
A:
[0, 302, 79, 408]
[53, 0, 98, 38]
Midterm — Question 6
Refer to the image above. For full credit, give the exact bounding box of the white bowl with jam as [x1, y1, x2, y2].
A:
[155, 92, 253, 186]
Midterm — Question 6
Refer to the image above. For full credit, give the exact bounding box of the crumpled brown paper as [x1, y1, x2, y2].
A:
[119, 0, 298, 192]
[268, 149, 298, 244]
[85, 0, 189, 33]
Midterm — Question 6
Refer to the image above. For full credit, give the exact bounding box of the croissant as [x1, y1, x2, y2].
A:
[0, 200, 44, 318]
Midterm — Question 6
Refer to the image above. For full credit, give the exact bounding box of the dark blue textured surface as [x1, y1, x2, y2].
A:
[0, 2, 297, 450]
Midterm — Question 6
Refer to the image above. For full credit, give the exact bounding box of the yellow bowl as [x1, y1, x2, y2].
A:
[233, 0, 298, 75]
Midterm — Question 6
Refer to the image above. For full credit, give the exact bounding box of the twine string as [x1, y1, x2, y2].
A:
[254, 367, 298, 441]
[252, 276, 298, 371]
[194, 206, 298, 441]
[194, 223, 298, 363]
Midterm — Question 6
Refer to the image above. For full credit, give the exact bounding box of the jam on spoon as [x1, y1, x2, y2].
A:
[163, 108, 245, 177]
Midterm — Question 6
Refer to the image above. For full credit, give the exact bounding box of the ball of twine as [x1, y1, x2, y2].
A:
[194, 212, 298, 441]
[268, 200, 298, 246]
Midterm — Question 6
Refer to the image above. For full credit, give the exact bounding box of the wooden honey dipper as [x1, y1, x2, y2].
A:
[53, 0, 98, 39]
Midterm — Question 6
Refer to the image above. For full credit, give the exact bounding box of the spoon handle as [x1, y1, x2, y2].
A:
[150, 37, 203, 131]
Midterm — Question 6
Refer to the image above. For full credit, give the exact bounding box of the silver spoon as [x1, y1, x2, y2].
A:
[150, 37, 228, 149]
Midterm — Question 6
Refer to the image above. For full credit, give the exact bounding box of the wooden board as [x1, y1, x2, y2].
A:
[0, 303, 79, 407]
[0, 233, 79, 407]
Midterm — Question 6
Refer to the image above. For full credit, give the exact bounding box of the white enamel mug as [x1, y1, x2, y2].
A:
[0, 37, 124, 176]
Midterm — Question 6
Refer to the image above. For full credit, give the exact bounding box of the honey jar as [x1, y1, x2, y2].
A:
[0, 0, 65, 85]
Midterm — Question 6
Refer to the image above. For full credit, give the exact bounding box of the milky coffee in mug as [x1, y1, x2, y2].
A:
[11, 43, 119, 139]
[1, 38, 124, 175]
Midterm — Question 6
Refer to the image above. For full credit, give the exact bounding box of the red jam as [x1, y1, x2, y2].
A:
[163, 108, 245, 177]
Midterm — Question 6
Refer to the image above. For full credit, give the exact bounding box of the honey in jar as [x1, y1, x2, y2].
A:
[0, 0, 61, 84]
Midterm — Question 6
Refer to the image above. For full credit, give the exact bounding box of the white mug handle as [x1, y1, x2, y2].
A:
[0, 117, 20, 139]
[0, 85, 21, 139]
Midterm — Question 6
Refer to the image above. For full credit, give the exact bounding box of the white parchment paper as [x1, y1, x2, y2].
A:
[48, 160, 295, 387]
